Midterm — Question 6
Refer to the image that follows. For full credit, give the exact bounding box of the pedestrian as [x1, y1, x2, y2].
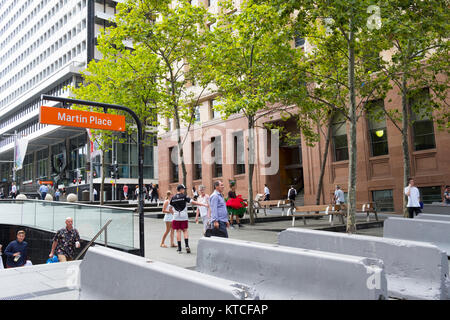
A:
[405, 178, 421, 218]
[151, 184, 159, 203]
[210, 180, 230, 238]
[195, 185, 211, 235]
[0, 187, 4, 199]
[143, 185, 148, 201]
[55, 189, 61, 201]
[192, 186, 199, 201]
[443, 185, 450, 205]
[39, 183, 48, 200]
[264, 184, 270, 201]
[228, 182, 242, 228]
[49, 217, 81, 262]
[10, 182, 17, 199]
[334, 185, 345, 204]
[135, 185, 139, 200]
[148, 183, 153, 201]
[287, 185, 297, 211]
[93, 188, 98, 201]
[123, 184, 129, 200]
[160, 191, 176, 248]
[4, 230, 28, 268]
[170, 184, 208, 253]
[0, 244, 3, 269]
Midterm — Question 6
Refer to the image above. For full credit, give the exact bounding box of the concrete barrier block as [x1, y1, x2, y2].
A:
[384, 217, 450, 257]
[279, 228, 449, 300]
[196, 237, 387, 300]
[416, 214, 450, 222]
[79, 246, 258, 300]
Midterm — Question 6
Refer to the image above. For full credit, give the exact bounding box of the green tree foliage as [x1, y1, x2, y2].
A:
[368, 0, 450, 216]
[199, 0, 310, 224]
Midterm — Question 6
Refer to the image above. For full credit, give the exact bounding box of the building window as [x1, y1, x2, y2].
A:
[234, 131, 245, 175]
[410, 88, 436, 151]
[22, 153, 33, 181]
[194, 105, 200, 123]
[170, 146, 179, 183]
[371, 189, 394, 212]
[332, 112, 348, 162]
[419, 186, 441, 204]
[37, 148, 49, 179]
[367, 100, 389, 157]
[211, 137, 222, 178]
[192, 141, 202, 180]
[294, 31, 305, 48]
[210, 99, 222, 120]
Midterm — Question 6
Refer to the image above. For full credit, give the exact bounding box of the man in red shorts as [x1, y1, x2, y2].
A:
[170, 184, 208, 253]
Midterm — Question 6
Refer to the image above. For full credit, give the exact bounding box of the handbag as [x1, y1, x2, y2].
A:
[204, 226, 227, 238]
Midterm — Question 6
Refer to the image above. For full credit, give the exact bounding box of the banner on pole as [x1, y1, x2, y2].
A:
[14, 137, 28, 170]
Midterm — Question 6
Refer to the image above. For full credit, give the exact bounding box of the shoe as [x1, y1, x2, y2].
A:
[238, 224, 243, 228]
[186, 247, 191, 254]
[230, 223, 235, 229]
[177, 249, 182, 254]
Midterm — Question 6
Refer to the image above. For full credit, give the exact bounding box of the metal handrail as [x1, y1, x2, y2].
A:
[75, 219, 112, 260]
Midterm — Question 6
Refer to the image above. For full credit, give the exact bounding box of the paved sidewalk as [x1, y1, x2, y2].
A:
[137, 211, 388, 269]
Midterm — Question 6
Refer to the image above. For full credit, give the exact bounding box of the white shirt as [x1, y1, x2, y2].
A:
[405, 186, 420, 207]
[197, 194, 209, 217]
[264, 187, 270, 195]
[93, 189, 97, 195]
[334, 189, 345, 203]
[11, 185, 16, 193]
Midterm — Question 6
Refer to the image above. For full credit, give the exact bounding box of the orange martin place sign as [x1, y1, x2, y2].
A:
[39, 106, 125, 131]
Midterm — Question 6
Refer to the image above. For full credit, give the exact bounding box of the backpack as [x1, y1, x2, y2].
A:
[288, 188, 296, 200]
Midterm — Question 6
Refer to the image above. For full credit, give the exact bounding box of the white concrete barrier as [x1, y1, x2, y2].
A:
[79, 246, 258, 300]
[196, 237, 387, 300]
[384, 217, 450, 257]
[416, 214, 450, 222]
[279, 228, 449, 300]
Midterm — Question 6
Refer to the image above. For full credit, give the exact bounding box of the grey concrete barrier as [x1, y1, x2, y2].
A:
[416, 213, 450, 222]
[423, 204, 450, 215]
[196, 237, 387, 300]
[384, 217, 450, 257]
[79, 246, 259, 300]
[279, 228, 449, 300]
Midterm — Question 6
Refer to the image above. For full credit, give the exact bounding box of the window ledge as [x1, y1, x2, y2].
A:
[369, 155, 390, 161]
[412, 148, 437, 155]
[332, 160, 349, 165]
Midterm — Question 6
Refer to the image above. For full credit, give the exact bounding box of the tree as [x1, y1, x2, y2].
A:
[105, 0, 211, 188]
[71, 26, 160, 204]
[199, 0, 316, 224]
[276, 0, 388, 232]
[369, 0, 450, 216]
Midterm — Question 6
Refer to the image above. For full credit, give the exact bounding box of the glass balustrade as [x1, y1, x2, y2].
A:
[0, 199, 136, 249]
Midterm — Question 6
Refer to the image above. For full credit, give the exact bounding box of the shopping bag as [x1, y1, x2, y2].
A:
[46, 255, 59, 264]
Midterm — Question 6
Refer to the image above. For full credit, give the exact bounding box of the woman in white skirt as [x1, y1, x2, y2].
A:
[195, 185, 211, 235]
[160, 191, 176, 248]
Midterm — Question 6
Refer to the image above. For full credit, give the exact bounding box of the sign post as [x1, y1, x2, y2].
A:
[40, 95, 146, 258]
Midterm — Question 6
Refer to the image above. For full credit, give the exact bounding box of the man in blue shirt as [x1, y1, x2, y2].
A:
[4, 230, 28, 268]
[39, 184, 48, 200]
[209, 181, 230, 238]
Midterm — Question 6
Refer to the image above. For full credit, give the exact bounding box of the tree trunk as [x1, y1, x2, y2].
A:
[173, 106, 187, 188]
[315, 116, 333, 205]
[346, 26, 357, 234]
[401, 74, 411, 217]
[247, 118, 256, 225]
[100, 152, 106, 205]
